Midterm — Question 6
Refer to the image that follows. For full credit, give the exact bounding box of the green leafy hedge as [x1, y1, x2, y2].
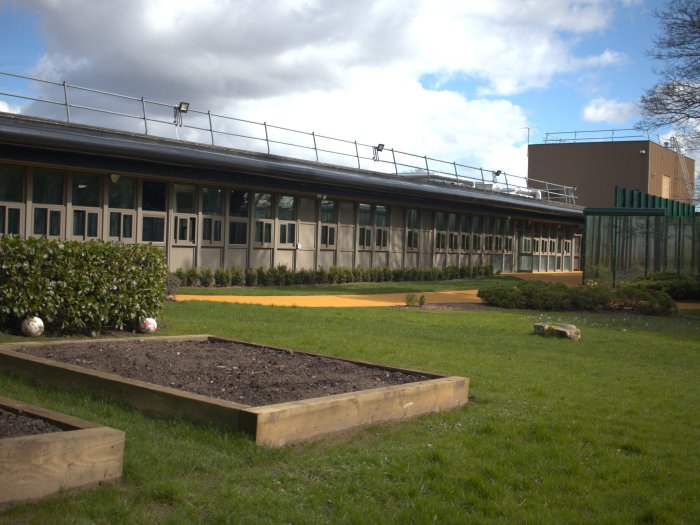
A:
[0, 237, 167, 334]
[477, 280, 676, 316]
[173, 264, 495, 288]
[626, 272, 700, 300]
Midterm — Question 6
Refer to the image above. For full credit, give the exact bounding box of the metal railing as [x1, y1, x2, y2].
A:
[0, 71, 578, 205]
[544, 128, 668, 144]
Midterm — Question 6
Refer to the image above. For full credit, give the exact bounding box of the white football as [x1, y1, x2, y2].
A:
[21, 316, 44, 337]
[139, 317, 158, 333]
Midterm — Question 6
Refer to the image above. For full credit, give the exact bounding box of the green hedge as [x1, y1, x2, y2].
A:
[0, 237, 167, 334]
[626, 272, 700, 300]
[477, 280, 676, 315]
[173, 264, 495, 288]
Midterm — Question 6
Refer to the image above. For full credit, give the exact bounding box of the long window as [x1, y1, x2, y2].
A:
[406, 208, 419, 251]
[358, 203, 372, 248]
[375, 205, 389, 250]
[228, 190, 249, 245]
[0, 165, 23, 236]
[320, 199, 337, 248]
[71, 172, 101, 240]
[173, 184, 196, 244]
[108, 176, 135, 242]
[141, 180, 166, 242]
[435, 212, 446, 251]
[201, 186, 223, 244]
[254, 193, 273, 246]
[32, 168, 64, 238]
[278, 195, 296, 247]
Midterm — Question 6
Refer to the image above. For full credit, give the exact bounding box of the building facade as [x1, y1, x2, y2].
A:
[528, 140, 696, 208]
[0, 113, 584, 273]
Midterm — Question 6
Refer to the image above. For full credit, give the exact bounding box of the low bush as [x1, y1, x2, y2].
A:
[0, 237, 166, 334]
[244, 267, 257, 287]
[614, 286, 678, 316]
[184, 267, 200, 287]
[214, 267, 231, 287]
[230, 266, 245, 286]
[199, 268, 214, 287]
[627, 272, 700, 300]
[165, 273, 181, 296]
[477, 279, 677, 316]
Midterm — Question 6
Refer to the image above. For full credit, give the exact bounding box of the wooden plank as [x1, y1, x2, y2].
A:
[0, 396, 100, 430]
[0, 427, 124, 506]
[249, 376, 469, 446]
[0, 349, 249, 432]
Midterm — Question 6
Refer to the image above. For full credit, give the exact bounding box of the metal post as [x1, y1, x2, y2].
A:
[391, 148, 398, 176]
[62, 81, 70, 122]
[312, 132, 318, 162]
[354, 141, 360, 169]
[424, 156, 430, 179]
[141, 97, 148, 135]
[264, 122, 270, 155]
[208, 111, 214, 146]
[453, 162, 459, 183]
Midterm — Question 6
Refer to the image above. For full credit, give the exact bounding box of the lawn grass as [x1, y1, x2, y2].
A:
[175, 276, 519, 296]
[1, 302, 699, 523]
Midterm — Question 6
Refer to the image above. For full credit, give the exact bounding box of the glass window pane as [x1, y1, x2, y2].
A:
[213, 220, 221, 242]
[4, 207, 18, 234]
[229, 222, 247, 244]
[264, 222, 272, 243]
[123, 215, 133, 238]
[87, 213, 98, 237]
[142, 181, 166, 211]
[375, 205, 388, 227]
[178, 218, 188, 240]
[328, 226, 335, 246]
[0, 165, 24, 202]
[277, 195, 296, 220]
[73, 210, 85, 236]
[202, 187, 223, 215]
[33, 168, 64, 205]
[447, 213, 457, 231]
[203, 218, 213, 241]
[174, 184, 196, 213]
[461, 215, 471, 232]
[255, 221, 263, 242]
[229, 191, 249, 217]
[108, 177, 135, 209]
[358, 203, 371, 226]
[110, 212, 120, 237]
[0, 206, 4, 233]
[321, 225, 328, 245]
[321, 200, 336, 223]
[254, 193, 273, 219]
[34, 208, 47, 235]
[49, 210, 61, 236]
[143, 216, 165, 242]
[288, 223, 295, 244]
[435, 212, 446, 231]
[407, 208, 419, 229]
[72, 173, 101, 207]
[280, 223, 287, 243]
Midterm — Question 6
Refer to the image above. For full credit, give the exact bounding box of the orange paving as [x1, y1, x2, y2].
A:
[175, 271, 700, 310]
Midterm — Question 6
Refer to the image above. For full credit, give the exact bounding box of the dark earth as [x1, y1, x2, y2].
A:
[16, 339, 431, 407]
[0, 408, 64, 439]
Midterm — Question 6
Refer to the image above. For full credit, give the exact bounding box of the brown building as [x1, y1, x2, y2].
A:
[528, 140, 695, 208]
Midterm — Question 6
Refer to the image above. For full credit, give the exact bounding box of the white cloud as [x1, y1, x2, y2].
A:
[582, 97, 638, 124]
[0, 99, 21, 113]
[17, 0, 628, 177]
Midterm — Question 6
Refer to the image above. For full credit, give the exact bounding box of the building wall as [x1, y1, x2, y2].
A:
[528, 141, 695, 208]
[0, 161, 582, 273]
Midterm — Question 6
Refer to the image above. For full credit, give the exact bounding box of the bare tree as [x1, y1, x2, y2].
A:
[638, 0, 700, 151]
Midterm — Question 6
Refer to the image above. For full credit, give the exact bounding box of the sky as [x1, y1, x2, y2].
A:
[0, 0, 694, 182]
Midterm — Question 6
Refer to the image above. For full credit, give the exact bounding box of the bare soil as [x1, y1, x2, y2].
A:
[0, 408, 64, 439]
[16, 339, 430, 407]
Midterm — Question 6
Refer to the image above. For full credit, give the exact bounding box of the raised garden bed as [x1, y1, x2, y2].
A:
[0, 397, 124, 508]
[0, 336, 469, 446]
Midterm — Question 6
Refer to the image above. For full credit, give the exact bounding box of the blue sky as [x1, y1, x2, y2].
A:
[0, 0, 683, 178]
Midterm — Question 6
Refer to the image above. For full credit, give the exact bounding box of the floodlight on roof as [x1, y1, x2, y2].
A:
[173, 101, 189, 127]
[177, 101, 189, 113]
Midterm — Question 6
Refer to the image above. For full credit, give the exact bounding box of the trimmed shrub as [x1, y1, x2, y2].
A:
[568, 285, 613, 311]
[405, 293, 418, 306]
[184, 267, 200, 287]
[477, 283, 526, 309]
[199, 268, 214, 287]
[214, 266, 231, 287]
[0, 237, 166, 334]
[614, 286, 677, 316]
[230, 266, 245, 286]
[165, 273, 181, 296]
[628, 272, 700, 300]
[244, 267, 257, 287]
[174, 267, 187, 285]
[519, 281, 571, 310]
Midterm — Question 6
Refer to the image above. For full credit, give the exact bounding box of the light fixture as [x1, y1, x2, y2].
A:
[174, 101, 190, 127]
[377, 143, 384, 152]
[372, 143, 385, 161]
[110, 173, 120, 183]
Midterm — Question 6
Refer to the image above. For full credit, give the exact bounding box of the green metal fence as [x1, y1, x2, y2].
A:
[583, 210, 699, 285]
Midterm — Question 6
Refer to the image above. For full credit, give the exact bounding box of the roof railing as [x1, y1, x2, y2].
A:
[0, 71, 579, 205]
